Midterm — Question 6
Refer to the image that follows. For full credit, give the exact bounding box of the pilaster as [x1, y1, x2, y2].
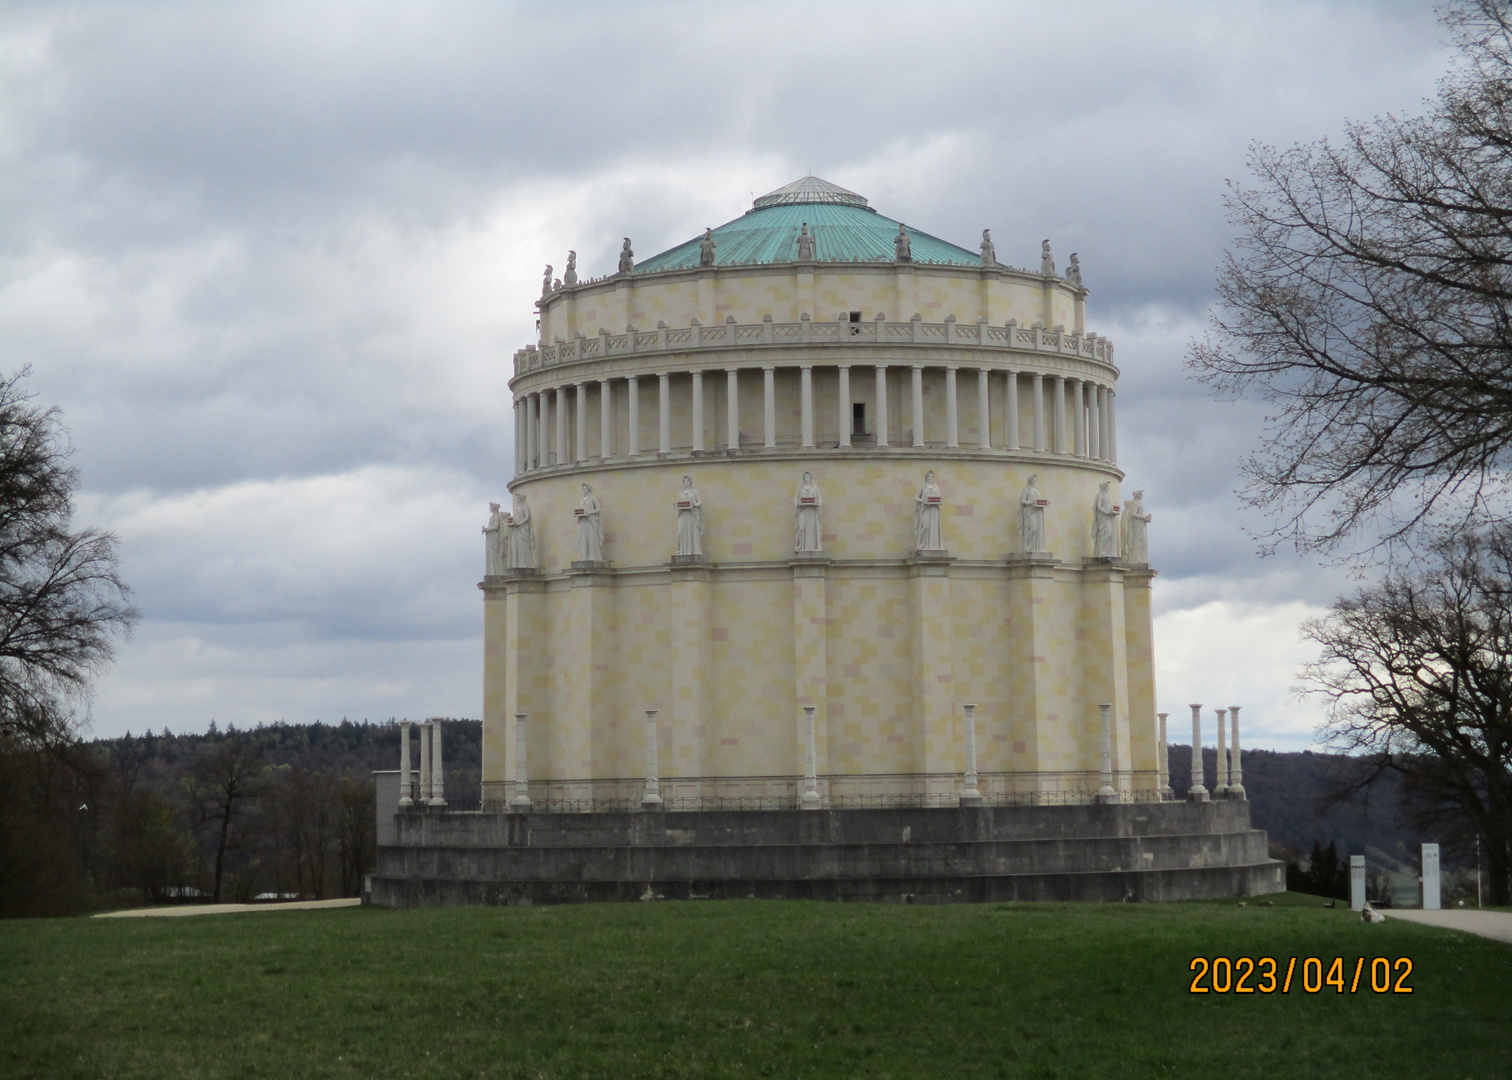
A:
[667, 559, 712, 783]
[1003, 554, 1060, 793]
[1122, 565, 1158, 792]
[501, 572, 547, 806]
[1080, 559, 1130, 792]
[480, 577, 510, 803]
[562, 565, 614, 785]
[907, 553, 955, 788]
[791, 558, 831, 780]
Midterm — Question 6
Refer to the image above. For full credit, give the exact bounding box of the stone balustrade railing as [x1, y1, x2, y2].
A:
[513, 314, 1113, 377]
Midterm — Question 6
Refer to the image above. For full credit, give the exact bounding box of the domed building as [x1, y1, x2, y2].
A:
[370, 177, 1281, 907]
[486, 176, 1149, 809]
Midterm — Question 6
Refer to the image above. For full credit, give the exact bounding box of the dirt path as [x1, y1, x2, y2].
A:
[93, 898, 362, 918]
[1382, 908, 1512, 945]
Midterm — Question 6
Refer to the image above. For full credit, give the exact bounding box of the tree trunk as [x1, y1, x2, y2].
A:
[212, 798, 232, 904]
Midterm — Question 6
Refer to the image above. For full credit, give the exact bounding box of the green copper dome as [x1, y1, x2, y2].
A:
[635, 176, 980, 273]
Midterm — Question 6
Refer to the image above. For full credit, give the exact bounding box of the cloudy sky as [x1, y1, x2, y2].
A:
[0, 1, 1453, 749]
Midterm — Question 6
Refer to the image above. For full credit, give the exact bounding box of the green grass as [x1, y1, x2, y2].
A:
[1, 893, 1508, 1079]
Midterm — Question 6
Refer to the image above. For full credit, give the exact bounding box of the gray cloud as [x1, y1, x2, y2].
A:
[0, 1, 1455, 746]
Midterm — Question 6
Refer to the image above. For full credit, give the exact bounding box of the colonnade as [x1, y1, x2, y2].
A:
[512, 364, 1117, 475]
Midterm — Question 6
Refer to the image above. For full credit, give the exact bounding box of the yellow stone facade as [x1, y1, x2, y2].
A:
[484, 189, 1154, 809]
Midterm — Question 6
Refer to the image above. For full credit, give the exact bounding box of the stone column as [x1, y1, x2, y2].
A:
[763, 366, 777, 448]
[1108, 390, 1118, 465]
[945, 366, 959, 447]
[574, 383, 588, 462]
[641, 709, 662, 808]
[1097, 703, 1118, 803]
[800, 705, 822, 809]
[658, 372, 671, 455]
[1031, 373, 1045, 452]
[1100, 387, 1112, 463]
[536, 392, 548, 470]
[911, 365, 925, 447]
[1089, 386, 1101, 460]
[800, 365, 815, 447]
[556, 386, 569, 466]
[977, 368, 991, 450]
[1215, 708, 1228, 797]
[1158, 712, 1171, 798]
[429, 718, 445, 806]
[959, 703, 982, 806]
[726, 369, 739, 451]
[838, 366, 851, 448]
[875, 365, 889, 447]
[418, 718, 432, 804]
[513, 401, 522, 475]
[1006, 370, 1020, 450]
[599, 379, 613, 459]
[1188, 704, 1208, 801]
[627, 376, 640, 457]
[1228, 705, 1245, 799]
[691, 370, 705, 452]
[1053, 376, 1066, 453]
[398, 719, 413, 807]
[1072, 380, 1085, 457]
[511, 714, 532, 809]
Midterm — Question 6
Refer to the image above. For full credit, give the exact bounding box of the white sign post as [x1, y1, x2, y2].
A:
[1421, 843, 1441, 910]
[1350, 854, 1366, 911]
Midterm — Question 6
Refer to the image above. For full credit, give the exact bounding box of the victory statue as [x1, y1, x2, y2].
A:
[913, 470, 943, 551]
[508, 493, 536, 570]
[793, 472, 823, 553]
[1092, 481, 1119, 558]
[675, 476, 704, 557]
[482, 501, 507, 577]
[1121, 489, 1151, 565]
[575, 483, 604, 563]
[1018, 475, 1047, 553]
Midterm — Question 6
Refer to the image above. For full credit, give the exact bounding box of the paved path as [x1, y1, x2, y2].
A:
[1382, 908, 1512, 945]
[93, 898, 362, 919]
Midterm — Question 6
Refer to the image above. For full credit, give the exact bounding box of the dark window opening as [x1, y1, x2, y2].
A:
[852, 402, 867, 436]
[849, 311, 862, 322]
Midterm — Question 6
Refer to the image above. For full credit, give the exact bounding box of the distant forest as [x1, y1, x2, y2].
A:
[2, 717, 1445, 917]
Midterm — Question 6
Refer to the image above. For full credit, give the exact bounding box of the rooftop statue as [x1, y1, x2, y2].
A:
[793, 472, 823, 553]
[1092, 481, 1119, 559]
[563, 250, 578, 286]
[914, 470, 943, 551]
[576, 483, 604, 563]
[980, 229, 996, 267]
[894, 224, 912, 262]
[1121, 489, 1150, 565]
[508, 494, 536, 570]
[1018, 475, 1047, 554]
[1040, 240, 1055, 276]
[1066, 252, 1082, 287]
[795, 223, 815, 261]
[675, 476, 704, 557]
[618, 238, 634, 275]
[483, 501, 507, 577]
[699, 228, 717, 267]
[541, 264, 553, 299]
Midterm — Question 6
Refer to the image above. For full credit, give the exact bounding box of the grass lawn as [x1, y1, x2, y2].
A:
[1, 892, 1508, 1080]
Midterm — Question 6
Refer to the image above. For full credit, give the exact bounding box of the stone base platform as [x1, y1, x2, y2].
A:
[369, 801, 1282, 907]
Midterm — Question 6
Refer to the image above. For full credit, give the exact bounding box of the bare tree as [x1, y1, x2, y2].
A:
[0, 369, 136, 747]
[1301, 525, 1512, 903]
[187, 736, 264, 903]
[337, 775, 375, 897]
[1189, 2, 1512, 554]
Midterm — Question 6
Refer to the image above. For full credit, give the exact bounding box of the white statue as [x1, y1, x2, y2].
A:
[980, 229, 996, 267]
[1092, 481, 1119, 558]
[699, 228, 717, 267]
[508, 493, 536, 570]
[895, 223, 912, 262]
[1121, 489, 1151, 564]
[483, 501, 507, 576]
[793, 472, 823, 553]
[675, 475, 704, 557]
[796, 222, 815, 260]
[540, 264, 553, 299]
[1040, 240, 1055, 276]
[576, 483, 603, 563]
[563, 250, 578, 286]
[914, 470, 943, 551]
[617, 237, 634, 275]
[1066, 252, 1082, 287]
[1018, 475, 1047, 554]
